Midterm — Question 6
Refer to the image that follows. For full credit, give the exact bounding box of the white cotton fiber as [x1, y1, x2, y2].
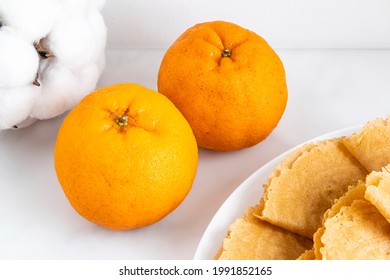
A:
[45, 16, 100, 69]
[73, 63, 100, 103]
[0, 0, 61, 43]
[86, 11, 107, 61]
[60, 0, 90, 17]
[59, 0, 105, 17]
[30, 61, 79, 119]
[0, 27, 39, 88]
[0, 86, 39, 129]
[0, 0, 107, 129]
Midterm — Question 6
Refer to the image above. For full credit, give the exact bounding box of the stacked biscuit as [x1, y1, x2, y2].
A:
[216, 116, 390, 260]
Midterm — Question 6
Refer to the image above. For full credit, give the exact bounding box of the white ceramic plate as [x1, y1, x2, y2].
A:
[193, 125, 361, 260]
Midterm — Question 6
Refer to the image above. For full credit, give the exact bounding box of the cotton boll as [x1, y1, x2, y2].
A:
[30, 61, 79, 119]
[71, 63, 100, 105]
[13, 117, 37, 128]
[60, 0, 89, 18]
[0, 0, 107, 129]
[41, 5, 106, 70]
[0, 86, 39, 129]
[60, 64, 100, 110]
[85, 10, 107, 62]
[0, 27, 39, 88]
[59, 0, 105, 17]
[44, 16, 99, 69]
[0, 0, 62, 43]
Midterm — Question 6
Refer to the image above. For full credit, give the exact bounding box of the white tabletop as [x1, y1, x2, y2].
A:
[1, 48, 390, 259]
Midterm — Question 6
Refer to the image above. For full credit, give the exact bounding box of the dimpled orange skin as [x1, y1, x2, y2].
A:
[54, 83, 198, 230]
[158, 21, 288, 152]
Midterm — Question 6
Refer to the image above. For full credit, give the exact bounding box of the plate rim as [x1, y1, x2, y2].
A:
[193, 125, 362, 260]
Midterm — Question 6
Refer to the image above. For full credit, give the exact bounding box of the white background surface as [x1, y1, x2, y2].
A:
[103, 0, 390, 49]
[1, 0, 390, 260]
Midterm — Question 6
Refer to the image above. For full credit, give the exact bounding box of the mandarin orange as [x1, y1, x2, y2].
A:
[158, 21, 288, 151]
[54, 83, 198, 230]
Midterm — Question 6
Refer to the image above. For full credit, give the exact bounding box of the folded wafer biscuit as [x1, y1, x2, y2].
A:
[215, 115, 390, 260]
[343, 116, 390, 172]
[313, 181, 366, 259]
[216, 205, 312, 260]
[255, 138, 367, 239]
[365, 164, 390, 223]
[296, 249, 315, 260]
[314, 181, 390, 260]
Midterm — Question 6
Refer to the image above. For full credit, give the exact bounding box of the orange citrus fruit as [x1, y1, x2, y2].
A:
[54, 83, 198, 230]
[158, 21, 288, 151]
